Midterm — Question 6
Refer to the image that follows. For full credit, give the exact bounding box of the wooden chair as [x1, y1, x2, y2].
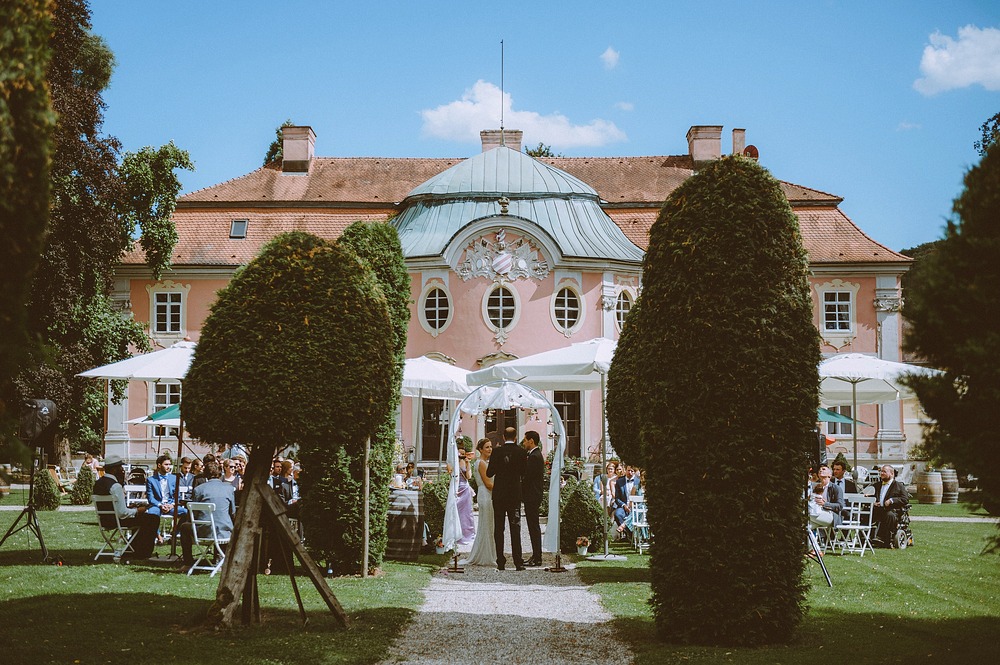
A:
[187, 502, 230, 577]
[93, 496, 137, 562]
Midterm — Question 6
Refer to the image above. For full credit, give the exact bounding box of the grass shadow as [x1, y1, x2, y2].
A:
[0, 592, 416, 664]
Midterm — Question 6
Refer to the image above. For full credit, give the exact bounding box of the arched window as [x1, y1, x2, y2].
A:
[487, 285, 516, 329]
[615, 290, 633, 330]
[423, 287, 450, 332]
[554, 287, 581, 331]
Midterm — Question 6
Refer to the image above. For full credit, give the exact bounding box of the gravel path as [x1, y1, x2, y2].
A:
[379, 515, 632, 665]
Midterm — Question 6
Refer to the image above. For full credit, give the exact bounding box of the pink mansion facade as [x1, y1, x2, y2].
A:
[109, 125, 913, 468]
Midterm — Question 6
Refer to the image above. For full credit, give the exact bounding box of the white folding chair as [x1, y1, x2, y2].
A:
[187, 502, 230, 577]
[833, 496, 875, 556]
[630, 499, 650, 554]
[93, 496, 137, 562]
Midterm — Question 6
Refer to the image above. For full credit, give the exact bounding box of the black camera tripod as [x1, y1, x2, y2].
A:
[0, 447, 51, 562]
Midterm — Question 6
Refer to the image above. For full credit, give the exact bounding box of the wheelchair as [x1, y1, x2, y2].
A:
[873, 504, 913, 549]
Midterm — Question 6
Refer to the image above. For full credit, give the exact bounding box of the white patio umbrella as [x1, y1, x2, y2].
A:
[818, 353, 940, 471]
[467, 337, 622, 560]
[79, 341, 197, 462]
[402, 356, 473, 400]
[77, 340, 196, 382]
[466, 337, 616, 391]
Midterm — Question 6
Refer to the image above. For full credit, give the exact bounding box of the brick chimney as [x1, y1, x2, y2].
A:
[281, 125, 316, 173]
[686, 125, 722, 167]
[481, 129, 523, 153]
[732, 128, 746, 155]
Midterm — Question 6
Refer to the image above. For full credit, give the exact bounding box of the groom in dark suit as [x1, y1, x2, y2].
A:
[522, 430, 545, 566]
[487, 426, 527, 570]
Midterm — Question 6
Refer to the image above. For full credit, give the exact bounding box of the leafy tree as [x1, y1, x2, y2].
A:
[299, 221, 409, 573]
[899, 240, 941, 295]
[974, 112, 1000, 157]
[525, 142, 561, 158]
[14, 0, 191, 461]
[610, 155, 819, 645]
[183, 231, 395, 628]
[0, 0, 55, 446]
[263, 118, 294, 165]
[903, 142, 1000, 548]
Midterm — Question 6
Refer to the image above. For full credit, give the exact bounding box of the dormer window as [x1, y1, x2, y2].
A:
[230, 219, 248, 239]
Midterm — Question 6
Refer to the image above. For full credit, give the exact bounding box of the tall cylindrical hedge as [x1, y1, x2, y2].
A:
[612, 156, 819, 645]
[606, 299, 643, 466]
[299, 221, 410, 573]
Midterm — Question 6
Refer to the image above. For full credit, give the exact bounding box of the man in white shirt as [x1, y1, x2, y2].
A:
[872, 464, 909, 547]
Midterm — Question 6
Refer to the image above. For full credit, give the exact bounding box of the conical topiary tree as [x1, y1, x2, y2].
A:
[606, 299, 643, 466]
[183, 231, 395, 628]
[610, 155, 819, 645]
[70, 463, 95, 505]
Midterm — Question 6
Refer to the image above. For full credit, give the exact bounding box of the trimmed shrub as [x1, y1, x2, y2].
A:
[70, 464, 95, 505]
[559, 478, 604, 553]
[421, 474, 450, 540]
[612, 156, 819, 645]
[33, 468, 61, 511]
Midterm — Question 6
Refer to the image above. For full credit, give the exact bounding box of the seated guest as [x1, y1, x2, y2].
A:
[613, 466, 641, 532]
[94, 454, 160, 560]
[617, 469, 646, 536]
[269, 457, 285, 491]
[405, 462, 423, 490]
[593, 461, 616, 512]
[808, 465, 843, 530]
[872, 464, 909, 547]
[192, 453, 215, 488]
[146, 454, 186, 517]
[180, 460, 236, 568]
[178, 456, 195, 501]
[278, 459, 300, 517]
[391, 463, 407, 489]
[831, 460, 858, 495]
[222, 459, 242, 491]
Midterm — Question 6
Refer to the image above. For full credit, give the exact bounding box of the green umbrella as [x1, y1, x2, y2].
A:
[817, 406, 868, 426]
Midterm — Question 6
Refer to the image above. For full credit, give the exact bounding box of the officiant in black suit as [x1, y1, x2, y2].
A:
[487, 426, 527, 570]
[522, 430, 545, 566]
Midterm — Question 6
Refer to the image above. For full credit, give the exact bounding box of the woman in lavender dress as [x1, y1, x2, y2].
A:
[456, 448, 476, 545]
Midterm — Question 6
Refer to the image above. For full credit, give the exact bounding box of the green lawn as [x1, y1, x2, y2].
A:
[0, 508, 446, 665]
[579, 518, 1000, 664]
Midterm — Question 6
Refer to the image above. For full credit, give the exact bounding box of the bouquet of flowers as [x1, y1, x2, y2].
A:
[576, 536, 590, 547]
[435, 536, 444, 549]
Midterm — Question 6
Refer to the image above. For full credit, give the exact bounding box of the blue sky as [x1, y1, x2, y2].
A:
[90, 1, 999, 251]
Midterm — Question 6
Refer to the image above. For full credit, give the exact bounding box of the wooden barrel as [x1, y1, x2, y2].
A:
[916, 471, 942, 504]
[939, 468, 959, 504]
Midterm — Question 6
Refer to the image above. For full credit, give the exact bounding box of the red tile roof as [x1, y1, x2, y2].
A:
[128, 154, 906, 268]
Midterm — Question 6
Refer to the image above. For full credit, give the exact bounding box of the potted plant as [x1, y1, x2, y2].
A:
[576, 536, 590, 556]
[435, 536, 447, 554]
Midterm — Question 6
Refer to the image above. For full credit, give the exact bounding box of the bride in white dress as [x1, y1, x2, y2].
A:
[464, 438, 496, 566]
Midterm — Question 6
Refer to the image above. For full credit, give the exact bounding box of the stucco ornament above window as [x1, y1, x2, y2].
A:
[457, 228, 550, 282]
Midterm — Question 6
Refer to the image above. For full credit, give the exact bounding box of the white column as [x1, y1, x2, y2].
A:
[103, 384, 130, 461]
[875, 275, 905, 460]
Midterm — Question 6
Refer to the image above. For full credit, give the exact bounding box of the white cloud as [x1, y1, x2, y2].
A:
[420, 80, 626, 148]
[896, 120, 921, 131]
[615, 101, 634, 111]
[601, 46, 620, 70]
[914, 25, 1000, 95]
